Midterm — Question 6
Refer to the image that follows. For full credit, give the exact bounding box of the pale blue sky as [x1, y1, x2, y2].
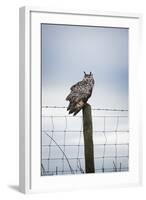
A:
[42, 24, 128, 109]
[41, 24, 129, 175]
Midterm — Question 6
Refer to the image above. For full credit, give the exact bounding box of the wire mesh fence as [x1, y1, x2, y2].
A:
[41, 106, 129, 176]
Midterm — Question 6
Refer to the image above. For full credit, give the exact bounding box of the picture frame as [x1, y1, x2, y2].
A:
[19, 6, 142, 194]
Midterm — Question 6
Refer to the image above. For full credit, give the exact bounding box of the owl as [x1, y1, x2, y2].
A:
[66, 72, 94, 116]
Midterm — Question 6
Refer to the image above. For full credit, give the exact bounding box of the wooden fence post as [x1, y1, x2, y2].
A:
[82, 103, 95, 173]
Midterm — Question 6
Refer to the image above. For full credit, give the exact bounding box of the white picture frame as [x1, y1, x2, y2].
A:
[19, 6, 142, 194]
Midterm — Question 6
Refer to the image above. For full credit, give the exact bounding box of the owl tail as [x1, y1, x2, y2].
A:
[73, 108, 82, 116]
[67, 101, 85, 116]
[68, 102, 76, 114]
[73, 101, 85, 116]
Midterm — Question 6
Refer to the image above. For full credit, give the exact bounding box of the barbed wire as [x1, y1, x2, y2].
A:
[41, 106, 129, 176]
[42, 105, 128, 112]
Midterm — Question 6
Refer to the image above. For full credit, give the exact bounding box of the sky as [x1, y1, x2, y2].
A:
[41, 24, 129, 175]
[41, 24, 128, 109]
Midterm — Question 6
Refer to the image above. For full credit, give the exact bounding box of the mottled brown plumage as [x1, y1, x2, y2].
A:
[66, 72, 94, 115]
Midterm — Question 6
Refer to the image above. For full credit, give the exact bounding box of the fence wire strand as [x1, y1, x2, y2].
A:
[41, 106, 129, 176]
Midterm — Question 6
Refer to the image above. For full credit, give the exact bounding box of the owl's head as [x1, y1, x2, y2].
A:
[83, 71, 94, 85]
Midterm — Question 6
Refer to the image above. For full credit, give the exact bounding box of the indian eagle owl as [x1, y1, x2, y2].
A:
[66, 72, 94, 116]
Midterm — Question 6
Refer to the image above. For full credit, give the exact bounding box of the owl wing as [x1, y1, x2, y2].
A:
[66, 81, 89, 101]
[70, 81, 83, 91]
[66, 81, 92, 115]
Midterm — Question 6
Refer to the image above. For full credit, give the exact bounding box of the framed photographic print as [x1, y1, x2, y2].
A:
[19, 7, 142, 193]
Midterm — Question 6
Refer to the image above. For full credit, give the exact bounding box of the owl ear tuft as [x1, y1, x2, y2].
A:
[90, 72, 92, 75]
[84, 71, 86, 75]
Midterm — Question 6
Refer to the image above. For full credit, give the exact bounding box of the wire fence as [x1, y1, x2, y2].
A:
[41, 106, 129, 176]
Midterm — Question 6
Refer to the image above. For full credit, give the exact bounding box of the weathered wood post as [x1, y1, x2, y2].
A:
[82, 103, 95, 173]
